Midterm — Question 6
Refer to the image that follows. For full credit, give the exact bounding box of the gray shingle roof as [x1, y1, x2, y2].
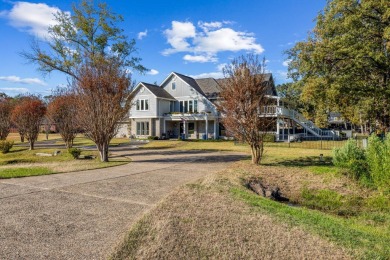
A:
[197, 73, 276, 98]
[141, 82, 176, 100]
[195, 78, 221, 99]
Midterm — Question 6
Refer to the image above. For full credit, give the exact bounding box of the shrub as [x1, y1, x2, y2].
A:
[147, 136, 159, 140]
[366, 135, 390, 191]
[263, 133, 275, 142]
[333, 138, 367, 180]
[0, 140, 13, 154]
[68, 148, 81, 159]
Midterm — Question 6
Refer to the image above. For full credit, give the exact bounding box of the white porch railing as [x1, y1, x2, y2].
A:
[262, 105, 336, 138]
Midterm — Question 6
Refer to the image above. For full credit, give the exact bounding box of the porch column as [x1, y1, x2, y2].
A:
[213, 120, 217, 140]
[205, 114, 208, 140]
[183, 120, 187, 139]
[163, 118, 166, 133]
[276, 118, 280, 141]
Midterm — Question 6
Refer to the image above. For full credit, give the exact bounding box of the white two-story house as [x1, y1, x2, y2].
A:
[124, 71, 339, 141]
[129, 72, 222, 139]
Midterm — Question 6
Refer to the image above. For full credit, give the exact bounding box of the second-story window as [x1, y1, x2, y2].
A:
[136, 99, 149, 111]
[179, 100, 198, 113]
[172, 82, 176, 90]
[170, 101, 175, 112]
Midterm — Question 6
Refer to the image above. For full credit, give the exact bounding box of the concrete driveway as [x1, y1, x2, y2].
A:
[0, 147, 246, 259]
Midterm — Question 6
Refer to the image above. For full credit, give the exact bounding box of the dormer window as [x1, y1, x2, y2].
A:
[172, 82, 176, 90]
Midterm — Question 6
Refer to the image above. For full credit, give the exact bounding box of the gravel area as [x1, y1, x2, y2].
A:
[0, 148, 246, 259]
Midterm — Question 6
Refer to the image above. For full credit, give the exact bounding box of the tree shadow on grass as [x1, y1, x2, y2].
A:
[263, 156, 334, 168]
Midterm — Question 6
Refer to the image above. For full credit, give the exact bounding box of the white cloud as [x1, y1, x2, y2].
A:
[282, 59, 291, 67]
[2, 2, 68, 40]
[138, 30, 148, 40]
[162, 20, 264, 62]
[183, 54, 217, 63]
[147, 69, 159, 75]
[162, 21, 196, 55]
[0, 87, 29, 94]
[0, 76, 47, 86]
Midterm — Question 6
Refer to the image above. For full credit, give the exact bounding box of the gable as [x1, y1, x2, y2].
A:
[160, 72, 204, 99]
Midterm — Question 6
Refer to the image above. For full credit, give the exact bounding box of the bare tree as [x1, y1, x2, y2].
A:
[73, 57, 132, 162]
[0, 94, 13, 140]
[218, 54, 275, 164]
[11, 96, 46, 150]
[47, 93, 78, 148]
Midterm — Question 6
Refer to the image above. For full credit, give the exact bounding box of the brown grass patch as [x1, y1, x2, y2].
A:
[112, 171, 350, 259]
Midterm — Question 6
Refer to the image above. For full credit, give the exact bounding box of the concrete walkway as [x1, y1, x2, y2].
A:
[0, 148, 246, 259]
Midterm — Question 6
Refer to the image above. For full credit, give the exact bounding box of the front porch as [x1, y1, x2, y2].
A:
[162, 114, 219, 140]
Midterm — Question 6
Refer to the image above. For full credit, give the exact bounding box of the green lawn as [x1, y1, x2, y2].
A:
[0, 134, 131, 178]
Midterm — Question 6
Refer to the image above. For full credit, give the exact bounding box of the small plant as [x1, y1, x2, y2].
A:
[68, 148, 81, 159]
[147, 136, 159, 140]
[0, 140, 14, 154]
[366, 134, 390, 191]
[333, 138, 367, 180]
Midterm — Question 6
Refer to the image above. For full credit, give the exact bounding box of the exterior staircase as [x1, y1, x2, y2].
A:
[263, 105, 336, 138]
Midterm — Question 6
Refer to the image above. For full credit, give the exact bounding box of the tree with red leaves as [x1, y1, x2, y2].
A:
[218, 54, 275, 164]
[73, 57, 132, 162]
[11, 96, 46, 150]
[0, 94, 13, 140]
[47, 93, 78, 148]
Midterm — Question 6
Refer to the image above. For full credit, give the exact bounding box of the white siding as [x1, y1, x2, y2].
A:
[161, 74, 219, 116]
[129, 87, 158, 118]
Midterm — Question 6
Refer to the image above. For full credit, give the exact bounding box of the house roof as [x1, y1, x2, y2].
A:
[196, 73, 276, 98]
[140, 82, 176, 100]
[195, 78, 221, 99]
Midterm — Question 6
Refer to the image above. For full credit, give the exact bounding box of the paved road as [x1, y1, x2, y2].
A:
[0, 147, 246, 259]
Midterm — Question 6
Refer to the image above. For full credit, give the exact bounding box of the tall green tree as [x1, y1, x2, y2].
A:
[22, 0, 146, 79]
[22, 0, 146, 161]
[287, 0, 390, 130]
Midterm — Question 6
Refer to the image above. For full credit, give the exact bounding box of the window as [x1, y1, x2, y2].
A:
[136, 122, 149, 135]
[188, 122, 195, 135]
[172, 82, 176, 90]
[170, 101, 175, 112]
[136, 99, 149, 111]
[194, 100, 198, 113]
[179, 100, 198, 113]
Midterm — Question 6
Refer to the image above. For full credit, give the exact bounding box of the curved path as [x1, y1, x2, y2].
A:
[0, 147, 246, 259]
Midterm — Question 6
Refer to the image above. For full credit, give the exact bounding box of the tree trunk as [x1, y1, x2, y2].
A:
[98, 142, 109, 162]
[250, 144, 262, 165]
[29, 140, 34, 150]
[20, 133, 24, 142]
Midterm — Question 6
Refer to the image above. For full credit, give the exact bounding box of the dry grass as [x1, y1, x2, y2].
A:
[6, 133, 63, 143]
[0, 135, 131, 178]
[143, 140, 332, 166]
[112, 149, 390, 259]
[112, 173, 350, 259]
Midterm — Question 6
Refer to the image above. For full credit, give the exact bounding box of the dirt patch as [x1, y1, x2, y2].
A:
[230, 161, 367, 202]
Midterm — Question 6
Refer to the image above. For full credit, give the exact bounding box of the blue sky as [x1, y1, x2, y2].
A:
[0, 0, 326, 97]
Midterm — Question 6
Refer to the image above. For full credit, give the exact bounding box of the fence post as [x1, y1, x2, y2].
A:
[321, 136, 323, 150]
